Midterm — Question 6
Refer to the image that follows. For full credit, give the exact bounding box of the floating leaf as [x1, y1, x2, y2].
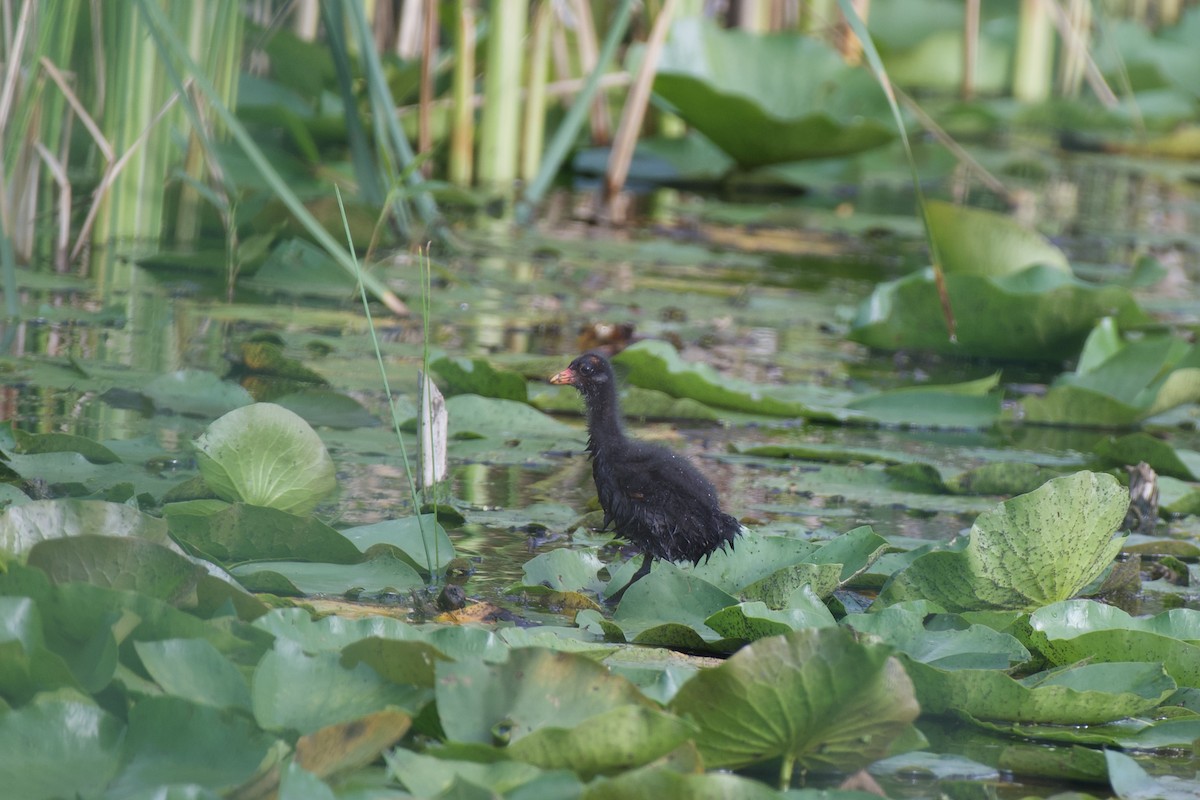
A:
[878, 472, 1127, 611]
[1022, 321, 1200, 426]
[195, 403, 337, 515]
[12, 430, 121, 464]
[925, 200, 1071, 277]
[135, 638, 253, 712]
[338, 514, 455, 575]
[230, 552, 424, 596]
[845, 605, 1030, 670]
[669, 627, 919, 774]
[431, 356, 528, 401]
[614, 339, 843, 419]
[167, 503, 361, 565]
[904, 659, 1175, 724]
[252, 639, 426, 735]
[1094, 432, 1200, 480]
[143, 369, 254, 417]
[27, 535, 204, 603]
[0, 693, 123, 799]
[850, 266, 1146, 362]
[1028, 600, 1200, 687]
[0, 499, 169, 561]
[654, 18, 893, 168]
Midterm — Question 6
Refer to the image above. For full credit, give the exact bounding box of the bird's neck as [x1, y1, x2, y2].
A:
[584, 385, 624, 452]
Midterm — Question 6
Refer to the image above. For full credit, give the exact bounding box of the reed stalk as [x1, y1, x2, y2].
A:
[449, 0, 477, 186]
[963, 0, 979, 99]
[571, 0, 611, 144]
[1013, 0, 1054, 102]
[604, 0, 678, 205]
[418, 0, 437, 178]
[520, 2, 554, 183]
[477, 0, 528, 189]
[517, 0, 634, 221]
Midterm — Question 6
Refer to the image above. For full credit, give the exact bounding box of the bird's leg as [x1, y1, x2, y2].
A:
[606, 552, 653, 605]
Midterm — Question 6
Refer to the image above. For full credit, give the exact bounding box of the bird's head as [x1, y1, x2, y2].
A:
[549, 352, 613, 399]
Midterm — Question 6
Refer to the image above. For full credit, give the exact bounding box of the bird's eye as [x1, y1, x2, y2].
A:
[579, 360, 594, 375]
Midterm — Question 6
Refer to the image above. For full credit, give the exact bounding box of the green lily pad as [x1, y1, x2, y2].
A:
[704, 592, 837, 643]
[668, 627, 920, 773]
[385, 748, 579, 798]
[27, 535, 205, 603]
[338, 514, 455, 575]
[925, 199, 1071, 278]
[507, 704, 696, 779]
[905, 658, 1175, 724]
[878, 472, 1127, 611]
[516, 548, 606, 594]
[143, 369, 254, 418]
[613, 340, 843, 419]
[435, 647, 655, 745]
[1022, 320, 1200, 426]
[1028, 600, 1200, 687]
[945, 462, 1066, 495]
[194, 403, 337, 515]
[1094, 432, 1200, 481]
[167, 503, 362, 565]
[109, 695, 277, 795]
[1105, 749, 1200, 800]
[582, 763, 782, 800]
[230, 552, 425, 596]
[0, 499, 169, 561]
[431, 356, 528, 401]
[0, 692, 124, 798]
[845, 605, 1031, 670]
[11, 430, 121, 464]
[252, 639, 426, 735]
[653, 18, 893, 169]
[134, 638, 253, 712]
[845, 374, 1003, 428]
[850, 265, 1146, 362]
[273, 389, 382, 429]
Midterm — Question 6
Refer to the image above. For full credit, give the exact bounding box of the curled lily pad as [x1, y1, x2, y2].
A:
[905, 659, 1176, 724]
[1028, 600, 1200, 687]
[850, 265, 1146, 362]
[653, 18, 893, 169]
[669, 627, 920, 775]
[194, 403, 337, 515]
[878, 472, 1127, 611]
[924, 200, 1071, 278]
[1022, 319, 1200, 426]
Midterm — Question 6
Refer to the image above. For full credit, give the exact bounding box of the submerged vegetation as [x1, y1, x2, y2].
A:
[3, 1, 1200, 798]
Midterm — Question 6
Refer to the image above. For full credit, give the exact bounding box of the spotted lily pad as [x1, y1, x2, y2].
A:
[878, 471, 1128, 611]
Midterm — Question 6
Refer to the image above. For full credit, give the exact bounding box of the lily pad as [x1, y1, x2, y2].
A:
[653, 18, 893, 169]
[143, 369, 254, 418]
[1028, 600, 1200, 687]
[431, 356, 528, 401]
[167, 503, 362, 565]
[194, 403, 337, 515]
[1094, 432, 1200, 481]
[230, 552, 425, 596]
[850, 265, 1146, 362]
[905, 659, 1176, 724]
[11, 430, 121, 464]
[435, 647, 655, 746]
[925, 199, 1071, 278]
[1022, 320, 1200, 426]
[878, 471, 1128, 611]
[0, 499, 169, 561]
[668, 627, 920, 774]
[0, 693, 124, 798]
[846, 605, 1030, 670]
[613, 340, 842, 419]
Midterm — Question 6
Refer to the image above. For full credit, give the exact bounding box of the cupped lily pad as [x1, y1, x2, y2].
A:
[194, 403, 337, 515]
[1094, 432, 1200, 481]
[850, 266, 1146, 362]
[1021, 320, 1200, 426]
[1028, 600, 1200, 687]
[924, 200, 1071, 278]
[878, 471, 1127, 611]
[904, 659, 1176, 724]
[653, 18, 893, 169]
[668, 627, 920, 774]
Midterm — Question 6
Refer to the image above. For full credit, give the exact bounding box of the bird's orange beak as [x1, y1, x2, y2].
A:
[549, 367, 575, 386]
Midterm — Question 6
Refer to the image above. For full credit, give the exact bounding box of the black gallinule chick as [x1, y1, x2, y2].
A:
[550, 352, 741, 602]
